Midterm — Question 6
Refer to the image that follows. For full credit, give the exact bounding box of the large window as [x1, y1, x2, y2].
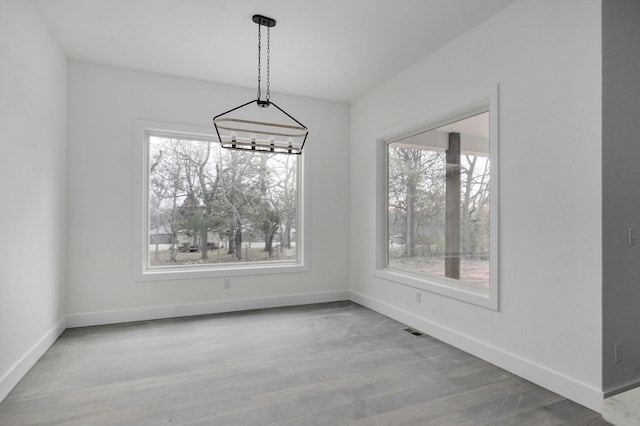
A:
[135, 122, 306, 280]
[377, 88, 498, 309]
[387, 113, 490, 286]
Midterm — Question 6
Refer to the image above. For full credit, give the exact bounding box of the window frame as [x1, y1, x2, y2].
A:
[133, 120, 309, 282]
[375, 86, 499, 310]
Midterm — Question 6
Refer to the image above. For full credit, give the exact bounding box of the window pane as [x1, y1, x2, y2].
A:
[387, 113, 490, 286]
[147, 134, 298, 268]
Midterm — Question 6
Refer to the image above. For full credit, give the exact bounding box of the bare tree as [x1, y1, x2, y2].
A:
[217, 150, 261, 260]
[254, 155, 281, 257]
[149, 139, 192, 262]
[149, 135, 300, 265]
[460, 154, 490, 260]
[272, 154, 297, 251]
[388, 146, 444, 258]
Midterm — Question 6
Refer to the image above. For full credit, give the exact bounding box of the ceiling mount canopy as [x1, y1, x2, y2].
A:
[213, 14, 309, 155]
[252, 14, 276, 27]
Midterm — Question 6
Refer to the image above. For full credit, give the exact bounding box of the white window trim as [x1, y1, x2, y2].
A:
[133, 120, 309, 282]
[374, 85, 499, 310]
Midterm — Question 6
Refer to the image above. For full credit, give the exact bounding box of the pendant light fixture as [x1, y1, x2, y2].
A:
[213, 14, 309, 155]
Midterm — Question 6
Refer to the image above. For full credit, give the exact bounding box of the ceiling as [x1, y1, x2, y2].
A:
[32, 0, 517, 103]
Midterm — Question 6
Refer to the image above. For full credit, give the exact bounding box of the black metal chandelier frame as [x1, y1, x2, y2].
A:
[213, 14, 309, 155]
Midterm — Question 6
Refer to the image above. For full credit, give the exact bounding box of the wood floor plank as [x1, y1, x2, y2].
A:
[0, 301, 608, 425]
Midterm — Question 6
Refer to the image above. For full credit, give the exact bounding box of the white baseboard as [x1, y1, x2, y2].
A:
[350, 290, 604, 413]
[66, 290, 350, 328]
[0, 317, 67, 403]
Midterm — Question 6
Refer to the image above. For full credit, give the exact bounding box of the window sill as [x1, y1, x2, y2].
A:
[136, 262, 309, 282]
[374, 267, 497, 310]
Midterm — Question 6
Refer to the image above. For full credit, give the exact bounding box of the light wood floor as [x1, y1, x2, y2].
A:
[0, 301, 609, 425]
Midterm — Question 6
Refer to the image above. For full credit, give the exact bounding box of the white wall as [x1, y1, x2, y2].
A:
[66, 61, 350, 324]
[0, 0, 67, 401]
[602, 0, 640, 395]
[350, 0, 602, 411]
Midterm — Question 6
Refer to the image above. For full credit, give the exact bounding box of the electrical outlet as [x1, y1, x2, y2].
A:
[224, 279, 231, 289]
[614, 342, 623, 364]
[416, 292, 421, 304]
[628, 228, 637, 246]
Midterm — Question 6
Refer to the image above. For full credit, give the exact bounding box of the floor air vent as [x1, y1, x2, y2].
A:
[403, 327, 424, 337]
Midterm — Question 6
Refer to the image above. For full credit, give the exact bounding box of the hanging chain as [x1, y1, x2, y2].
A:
[256, 20, 272, 103]
[266, 26, 271, 102]
[257, 23, 262, 100]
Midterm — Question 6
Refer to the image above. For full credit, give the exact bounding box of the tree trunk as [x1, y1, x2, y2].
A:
[235, 226, 242, 260]
[265, 233, 274, 257]
[227, 230, 235, 254]
[402, 149, 420, 258]
[285, 221, 292, 249]
[169, 232, 177, 261]
[200, 226, 208, 260]
[461, 155, 475, 258]
[405, 181, 415, 257]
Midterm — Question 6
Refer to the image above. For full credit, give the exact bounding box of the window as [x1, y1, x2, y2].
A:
[388, 113, 490, 285]
[134, 121, 306, 280]
[376, 87, 498, 309]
